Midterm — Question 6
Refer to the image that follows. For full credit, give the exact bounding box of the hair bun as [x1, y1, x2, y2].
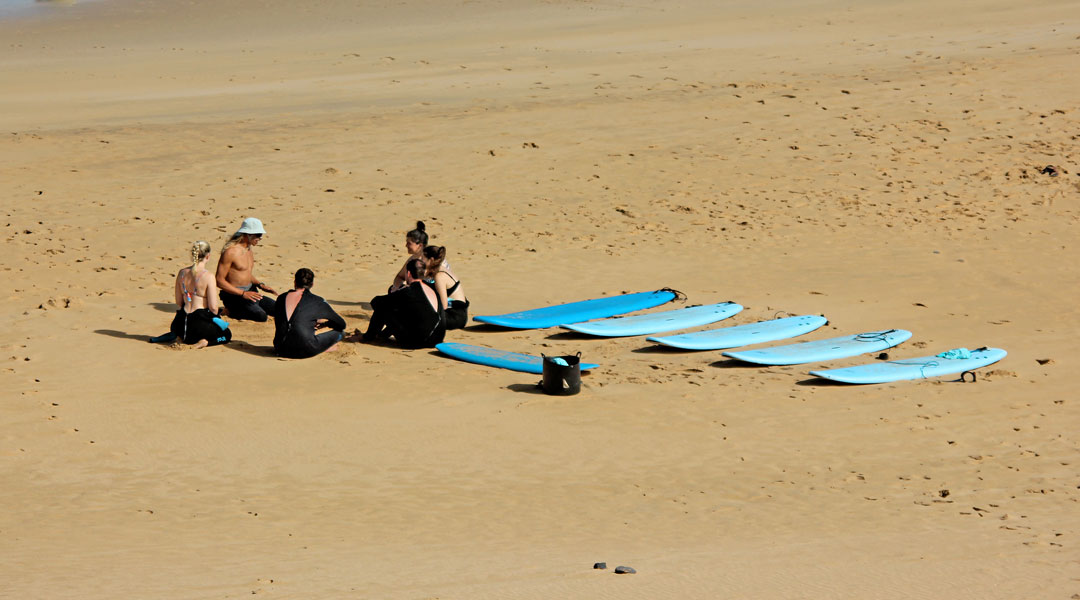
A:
[416, 220, 426, 232]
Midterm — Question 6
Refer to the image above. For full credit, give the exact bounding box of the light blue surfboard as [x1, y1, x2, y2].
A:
[473, 290, 676, 329]
[809, 347, 1007, 384]
[436, 342, 599, 374]
[646, 315, 828, 350]
[722, 329, 912, 365]
[561, 302, 743, 337]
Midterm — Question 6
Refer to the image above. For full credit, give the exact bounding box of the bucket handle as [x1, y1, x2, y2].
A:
[540, 351, 582, 360]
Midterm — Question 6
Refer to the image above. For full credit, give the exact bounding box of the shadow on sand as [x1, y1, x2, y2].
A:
[631, 344, 703, 355]
[94, 329, 154, 343]
[224, 340, 277, 357]
[543, 330, 601, 341]
[507, 382, 546, 395]
[328, 299, 371, 310]
[794, 377, 850, 387]
[462, 323, 516, 334]
[708, 358, 768, 369]
[149, 302, 176, 313]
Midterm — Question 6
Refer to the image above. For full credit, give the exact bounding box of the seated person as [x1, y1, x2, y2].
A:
[215, 217, 277, 322]
[423, 245, 469, 330]
[272, 268, 346, 358]
[169, 240, 231, 348]
[389, 220, 454, 292]
[364, 257, 446, 348]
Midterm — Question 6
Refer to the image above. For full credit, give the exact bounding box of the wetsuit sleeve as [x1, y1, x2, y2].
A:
[318, 298, 347, 331]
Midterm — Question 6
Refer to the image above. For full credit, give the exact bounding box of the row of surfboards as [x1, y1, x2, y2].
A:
[435, 289, 1007, 384]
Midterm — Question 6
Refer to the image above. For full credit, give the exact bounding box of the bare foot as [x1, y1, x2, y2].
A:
[326, 343, 340, 352]
[194, 339, 209, 349]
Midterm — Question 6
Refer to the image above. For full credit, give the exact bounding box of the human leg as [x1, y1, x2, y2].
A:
[363, 294, 390, 341]
[220, 291, 269, 322]
[185, 309, 232, 346]
[257, 295, 276, 318]
[309, 330, 344, 356]
[445, 299, 470, 330]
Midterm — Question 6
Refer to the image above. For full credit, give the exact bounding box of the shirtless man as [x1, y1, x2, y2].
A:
[215, 217, 278, 322]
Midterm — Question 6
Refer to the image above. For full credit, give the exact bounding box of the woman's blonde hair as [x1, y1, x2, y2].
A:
[190, 240, 212, 272]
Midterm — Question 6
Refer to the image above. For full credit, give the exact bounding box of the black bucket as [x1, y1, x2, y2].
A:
[541, 353, 582, 396]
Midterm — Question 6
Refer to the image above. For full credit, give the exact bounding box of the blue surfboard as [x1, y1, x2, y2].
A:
[646, 315, 827, 350]
[436, 342, 599, 374]
[561, 302, 743, 337]
[473, 290, 676, 329]
[722, 329, 912, 365]
[810, 347, 1007, 384]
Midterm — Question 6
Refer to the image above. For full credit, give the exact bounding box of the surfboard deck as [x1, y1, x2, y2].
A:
[436, 342, 599, 374]
[561, 302, 743, 337]
[473, 289, 676, 329]
[722, 329, 912, 365]
[809, 347, 1007, 384]
[646, 315, 828, 350]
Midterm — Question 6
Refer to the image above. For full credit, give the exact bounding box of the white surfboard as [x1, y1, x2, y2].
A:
[810, 347, 1007, 384]
[561, 302, 742, 337]
[722, 329, 912, 365]
[647, 315, 828, 350]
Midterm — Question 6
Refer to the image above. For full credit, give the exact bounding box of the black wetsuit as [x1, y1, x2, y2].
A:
[442, 277, 469, 330]
[272, 289, 347, 359]
[365, 281, 446, 348]
[170, 308, 232, 346]
[221, 283, 277, 322]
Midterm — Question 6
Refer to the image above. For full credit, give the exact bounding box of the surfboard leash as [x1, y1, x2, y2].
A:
[855, 329, 898, 343]
[959, 348, 990, 383]
[659, 287, 687, 303]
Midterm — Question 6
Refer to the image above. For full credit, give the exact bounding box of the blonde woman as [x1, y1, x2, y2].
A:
[168, 241, 231, 348]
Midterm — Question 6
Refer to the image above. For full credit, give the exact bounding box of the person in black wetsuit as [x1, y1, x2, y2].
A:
[364, 258, 445, 348]
[423, 245, 469, 330]
[272, 268, 347, 358]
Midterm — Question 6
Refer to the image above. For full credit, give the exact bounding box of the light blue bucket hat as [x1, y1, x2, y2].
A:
[235, 217, 266, 236]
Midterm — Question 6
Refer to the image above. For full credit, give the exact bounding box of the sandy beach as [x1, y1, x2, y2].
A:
[2, 0, 1078, 597]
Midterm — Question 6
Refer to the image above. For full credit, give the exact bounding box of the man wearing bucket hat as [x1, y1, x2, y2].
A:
[215, 217, 278, 322]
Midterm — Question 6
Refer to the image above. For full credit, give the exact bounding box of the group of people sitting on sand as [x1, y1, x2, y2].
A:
[160, 217, 468, 358]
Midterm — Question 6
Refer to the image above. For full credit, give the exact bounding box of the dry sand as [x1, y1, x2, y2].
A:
[1, 0, 1078, 597]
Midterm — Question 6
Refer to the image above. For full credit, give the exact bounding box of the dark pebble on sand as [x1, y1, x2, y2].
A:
[593, 562, 606, 570]
[614, 566, 636, 574]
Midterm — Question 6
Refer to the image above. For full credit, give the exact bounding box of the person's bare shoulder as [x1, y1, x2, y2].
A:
[218, 246, 246, 270]
[221, 245, 245, 260]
